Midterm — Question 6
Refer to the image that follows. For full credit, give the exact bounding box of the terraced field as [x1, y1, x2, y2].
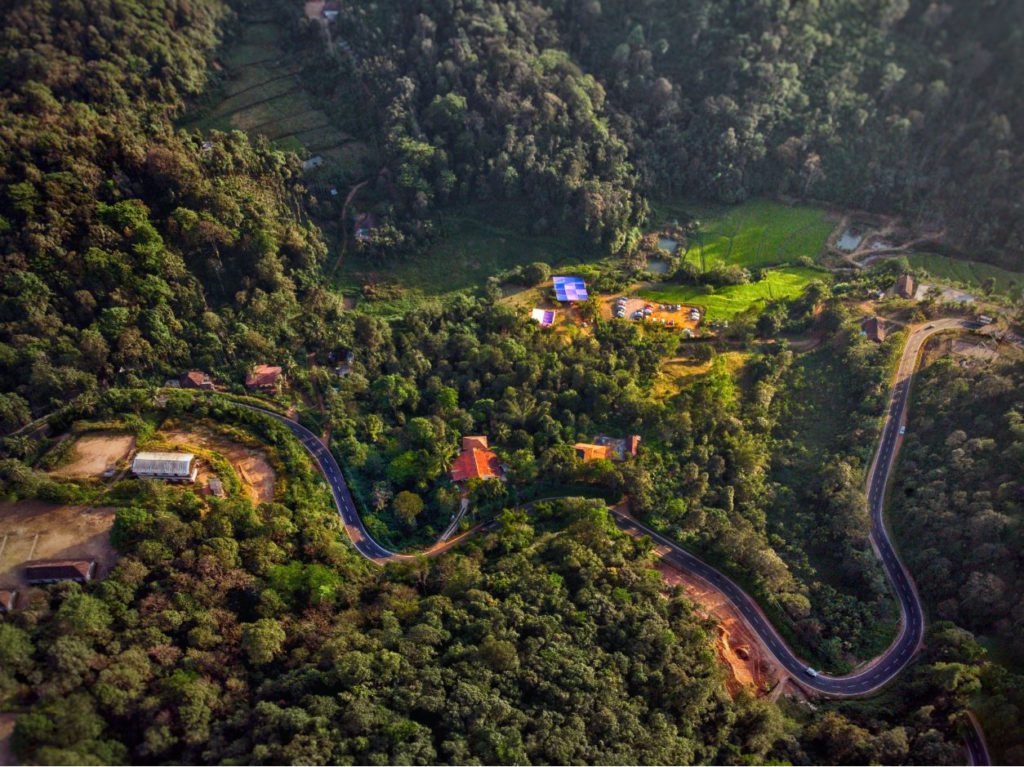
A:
[184, 16, 370, 173]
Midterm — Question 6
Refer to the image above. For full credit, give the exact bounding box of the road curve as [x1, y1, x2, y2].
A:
[246, 318, 974, 695]
[965, 710, 992, 766]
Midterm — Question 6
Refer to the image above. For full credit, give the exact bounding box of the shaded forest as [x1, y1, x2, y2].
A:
[325, 0, 1023, 267]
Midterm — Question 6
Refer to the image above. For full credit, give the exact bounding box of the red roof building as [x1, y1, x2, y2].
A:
[0, 590, 16, 612]
[180, 370, 214, 390]
[575, 443, 615, 462]
[245, 365, 283, 391]
[451, 436, 503, 482]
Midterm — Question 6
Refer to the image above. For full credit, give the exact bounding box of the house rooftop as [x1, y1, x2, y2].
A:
[24, 560, 96, 584]
[246, 364, 283, 389]
[462, 435, 489, 450]
[451, 437, 502, 482]
[863, 316, 887, 342]
[575, 443, 614, 462]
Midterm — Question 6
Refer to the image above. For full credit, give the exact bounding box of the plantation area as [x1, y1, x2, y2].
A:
[640, 266, 824, 320]
[182, 14, 369, 175]
[907, 253, 1024, 298]
[654, 199, 835, 269]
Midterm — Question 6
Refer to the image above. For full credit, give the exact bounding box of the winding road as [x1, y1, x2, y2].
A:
[253, 318, 974, 698]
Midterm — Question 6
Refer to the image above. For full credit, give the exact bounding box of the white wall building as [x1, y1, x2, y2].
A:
[132, 451, 197, 483]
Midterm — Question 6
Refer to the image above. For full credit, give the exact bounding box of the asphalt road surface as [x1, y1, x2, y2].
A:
[965, 710, 992, 766]
[255, 318, 975, 698]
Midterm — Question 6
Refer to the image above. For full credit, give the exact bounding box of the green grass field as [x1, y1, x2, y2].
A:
[639, 267, 823, 320]
[651, 199, 835, 268]
[908, 253, 1024, 297]
[335, 201, 609, 296]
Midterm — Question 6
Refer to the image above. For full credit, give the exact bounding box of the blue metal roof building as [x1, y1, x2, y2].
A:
[553, 276, 588, 302]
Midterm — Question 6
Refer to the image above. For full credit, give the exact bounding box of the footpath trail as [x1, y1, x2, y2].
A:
[252, 318, 976, 700]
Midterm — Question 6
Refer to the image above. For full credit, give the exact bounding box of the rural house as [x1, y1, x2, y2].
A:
[24, 560, 96, 585]
[132, 451, 198, 482]
[574, 443, 614, 462]
[575, 435, 641, 463]
[245, 364, 283, 392]
[896, 273, 916, 299]
[450, 436, 503, 483]
[863, 316, 888, 343]
[180, 370, 214, 390]
[0, 590, 16, 612]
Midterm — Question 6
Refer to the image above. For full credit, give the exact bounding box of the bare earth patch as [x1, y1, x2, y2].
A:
[158, 426, 276, 504]
[50, 433, 135, 479]
[0, 501, 117, 589]
[0, 714, 16, 767]
[656, 561, 785, 697]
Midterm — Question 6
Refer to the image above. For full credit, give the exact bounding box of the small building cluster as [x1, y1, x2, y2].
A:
[354, 212, 378, 243]
[574, 435, 641, 463]
[304, 0, 340, 23]
[450, 436, 504, 483]
[132, 451, 198, 483]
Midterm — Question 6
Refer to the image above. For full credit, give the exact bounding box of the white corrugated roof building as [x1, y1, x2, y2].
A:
[132, 451, 197, 482]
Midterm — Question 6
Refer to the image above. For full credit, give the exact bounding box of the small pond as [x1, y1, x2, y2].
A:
[836, 229, 862, 252]
[647, 259, 670, 274]
[658, 236, 678, 254]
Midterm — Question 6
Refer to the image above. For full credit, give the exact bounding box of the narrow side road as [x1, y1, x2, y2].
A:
[251, 318, 974, 698]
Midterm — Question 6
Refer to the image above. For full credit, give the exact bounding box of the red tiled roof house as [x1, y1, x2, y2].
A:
[245, 364, 283, 392]
[180, 370, 214, 390]
[450, 436, 503, 483]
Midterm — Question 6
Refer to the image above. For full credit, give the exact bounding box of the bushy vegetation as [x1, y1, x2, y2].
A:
[891, 353, 1024, 760]
[308, 1, 1023, 269]
[0, 0, 333, 420]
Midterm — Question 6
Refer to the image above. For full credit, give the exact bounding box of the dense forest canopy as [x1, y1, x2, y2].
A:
[0, 0, 1022, 764]
[331, 0, 1023, 267]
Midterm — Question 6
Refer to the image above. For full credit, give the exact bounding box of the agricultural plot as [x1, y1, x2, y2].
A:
[183, 18, 367, 174]
[653, 199, 834, 269]
[640, 267, 823, 321]
[907, 253, 1024, 297]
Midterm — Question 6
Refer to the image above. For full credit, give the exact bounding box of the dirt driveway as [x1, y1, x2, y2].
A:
[158, 426, 276, 504]
[0, 501, 117, 589]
